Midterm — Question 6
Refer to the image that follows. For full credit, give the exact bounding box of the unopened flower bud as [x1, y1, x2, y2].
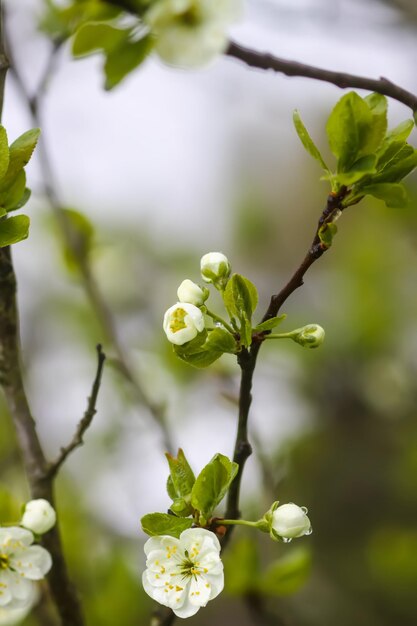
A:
[292, 324, 325, 349]
[200, 252, 231, 287]
[271, 503, 311, 541]
[21, 499, 56, 535]
[163, 302, 205, 345]
[177, 279, 208, 306]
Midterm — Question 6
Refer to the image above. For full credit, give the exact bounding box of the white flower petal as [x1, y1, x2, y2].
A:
[188, 575, 211, 607]
[0, 528, 34, 549]
[0, 572, 12, 607]
[11, 546, 52, 580]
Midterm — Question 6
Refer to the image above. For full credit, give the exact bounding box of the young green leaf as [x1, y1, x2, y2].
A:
[72, 23, 128, 57]
[371, 149, 417, 184]
[334, 154, 377, 186]
[0, 126, 9, 181]
[254, 314, 287, 332]
[0, 129, 40, 192]
[169, 497, 193, 517]
[0, 215, 30, 247]
[191, 454, 238, 518]
[165, 449, 195, 499]
[173, 345, 223, 369]
[205, 328, 237, 354]
[141, 513, 193, 538]
[104, 35, 154, 90]
[223, 273, 258, 321]
[293, 110, 330, 173]
[0, 170, 26, 212]
[363, 93, 388, 154]
[318, 222, 338, 248]
[357, 183, 408, 208]
[326, 92, 372, 172]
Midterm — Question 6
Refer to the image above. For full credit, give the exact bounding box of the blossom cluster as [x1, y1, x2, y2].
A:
[0, 500, 56, 623]
[142, 503, 311, 617]
[163, 252, 230, 346]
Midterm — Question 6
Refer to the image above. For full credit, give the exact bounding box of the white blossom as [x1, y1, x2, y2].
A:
[0, 585, 38, 625]
[163, 302, 205, 345]
[142, 528, 224, 618]
[177, 279, 207, 306]
[144, 0, 242, 68]
[21, 499, 56, 535]
[0, 527, 51, 610]
[200, 252, 231, 285]
[271, 503, 311, 540]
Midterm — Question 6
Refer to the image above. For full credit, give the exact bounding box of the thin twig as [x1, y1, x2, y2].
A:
[6, 32, 174, 453]
[46, 344, 106, 479]
[226, 40, 417, 113]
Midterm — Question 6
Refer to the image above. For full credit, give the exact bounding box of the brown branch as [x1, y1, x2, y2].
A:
[223, 188, 348, 546]
[226, 40, 417, 113]
[45, 344, 106, 480]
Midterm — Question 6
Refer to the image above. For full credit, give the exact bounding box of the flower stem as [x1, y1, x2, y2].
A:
[205, 308, 235, 334]
[217, 518, 258, 528]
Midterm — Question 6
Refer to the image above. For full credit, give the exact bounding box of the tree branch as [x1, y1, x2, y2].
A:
[223, 188, 348, 545]
[226, 40, 417, 113]
[45, 344, 106, 480]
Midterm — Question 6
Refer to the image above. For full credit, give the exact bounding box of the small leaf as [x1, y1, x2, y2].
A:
[166, 475, 177, 501]
[165, 449, 195, 499]
[191, 453, 238, 518]
[104, 35, 154, 90]
[173, 345, 223, 369]
[363, 92, 388, 154]
[0, 129, 40, 193]
[0, 170, 26, 211]
[261, 548, 312, 596]
[205, 328, 237, 354]
[318, 222, 338, 248]
[141, 513, 193, 538]
[293, 110, 330, 173]
[326, 92, 372, 172]
[371, 149, 417, 184]
[223, 273, 258, 322]
[72, 23, 128, 57]
[0, 126, 9, 180]
[0, 215, 30, 247]
[254, 314, 287, 332]
[334, 154, 377, 186]
[358, 183, 408, 208]
[170, 497, 193, 517]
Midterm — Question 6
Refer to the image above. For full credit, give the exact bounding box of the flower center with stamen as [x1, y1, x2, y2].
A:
[169, 308, 187, 333]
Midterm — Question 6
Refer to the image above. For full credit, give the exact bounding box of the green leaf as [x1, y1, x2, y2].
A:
[173, 345, 223, 369]
[166, 475, 177, 501]
[261, 548, 312, 596]
[205, 328, 237, 354]
[0, 126, 9, 181]
[191, 453, 238, 518]
[334, 154, 377, 186]
[0, 215, 30, 247]
[72, 23, 128, 57]
[363, 92, 388, 153]
[165, 449, 195, 499]
[141, 513, 193, 538]
[358, 183, 408, 208]
[0, 129, 40, 192]
[293, 110, 330, 172]
[254, 314, 287, 332]
[318, 222, 338, 248]
[0, 170, 26, 212]
[371, 149, 417, 184]
[170, 497, 193, 517]
[326, 92, 372, 172]
[223, 273, 258, 322]
[104, 35, 154, 90]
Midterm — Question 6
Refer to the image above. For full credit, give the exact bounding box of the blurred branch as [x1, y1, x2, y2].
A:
[226, 40, 417, 113]
[6, 30, 174, 453]
[46, 344, 106, 480]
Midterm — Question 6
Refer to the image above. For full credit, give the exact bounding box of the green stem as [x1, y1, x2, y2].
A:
[217, 518, 259, 528]
[205, 308, 235, 335]
[264, 332, 294, 340]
